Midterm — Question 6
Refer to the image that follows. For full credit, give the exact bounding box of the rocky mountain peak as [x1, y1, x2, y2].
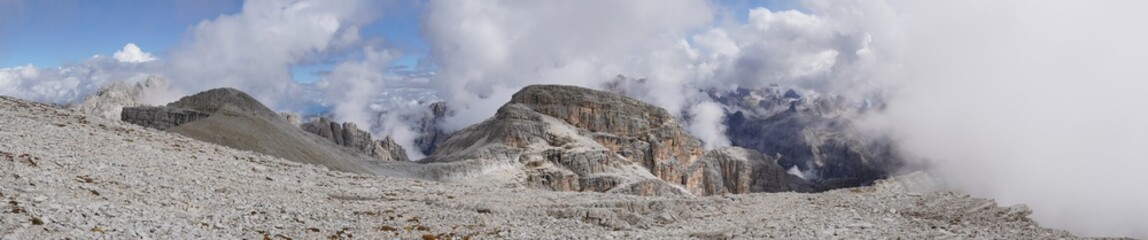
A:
[422, 84, 811, 196]
[508, 85, 706, 182]
[68, 75, 170, 119]
[167, 87, 279, 119]
[120, 88, 376, 174]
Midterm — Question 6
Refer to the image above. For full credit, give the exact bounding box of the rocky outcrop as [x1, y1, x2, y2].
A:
[121, 88, 374, 174]
[68, 75, 170, 119]
[279, 112, 301, 126]
[301, 117, 409, 162]
[686, 147, 817, 195]
[413, 101, 450, 155]
[377, 136, 409, 161]
[507, 84, 706, 185]
[120, 107, 210, 131]
[421, 85, 811, 196]
[422, 102, 691, 196]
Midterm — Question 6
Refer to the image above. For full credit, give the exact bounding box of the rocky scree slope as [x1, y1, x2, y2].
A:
[0, 94, 1103, 239]
[119, 88, 379, 174]
[420, 85, 815, 196]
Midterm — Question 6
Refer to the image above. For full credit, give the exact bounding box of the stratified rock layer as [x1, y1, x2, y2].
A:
[301, 117, 409, 162]
[508, 85, 706, 186]
[120, 107, 210, 131]
[422, 85, 811, 196]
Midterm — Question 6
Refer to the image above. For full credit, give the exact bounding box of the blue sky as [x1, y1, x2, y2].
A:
[0, 0, 244, 67]
[0, 0, 794, 82]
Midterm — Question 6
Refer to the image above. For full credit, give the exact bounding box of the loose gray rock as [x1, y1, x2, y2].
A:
[120, 88, 376, 174]
[0, 95, 1115, 239]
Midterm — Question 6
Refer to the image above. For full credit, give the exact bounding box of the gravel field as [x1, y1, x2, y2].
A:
[0, 95, 1105, 239]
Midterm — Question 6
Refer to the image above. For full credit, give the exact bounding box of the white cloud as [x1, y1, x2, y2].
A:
[687, 101, 731, 150]
[862, 0, 1148, 237]
[423, 0, 714, 131]
[112, 43, 157, 63]
[165, 0, 384, 110]
[0, 58, 162, 104]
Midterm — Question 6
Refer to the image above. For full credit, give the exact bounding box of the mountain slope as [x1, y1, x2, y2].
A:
[0, 94, 1094, 239]
[421, 85, 816, 196]
[122, 88, 374, 174]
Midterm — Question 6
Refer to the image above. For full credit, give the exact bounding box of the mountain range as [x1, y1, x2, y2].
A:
[0, 80, 1108, 238]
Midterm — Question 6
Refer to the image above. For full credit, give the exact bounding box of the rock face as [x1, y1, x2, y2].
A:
[689, 147, 817, 194]
[301, 117, 409, 162]
[120, 88, 374, 174]
[421, 102, 689, 196]
[508, 85, 706, 185]
[414, 101, 450, 155]
[421, 85, 811, 196]
[119, 107, 210, 131]
[68, 76, 170, 119]
[713, 86, 905, 189]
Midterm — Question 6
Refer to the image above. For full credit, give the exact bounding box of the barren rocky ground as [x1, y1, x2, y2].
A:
[0, 95, 1107, 239]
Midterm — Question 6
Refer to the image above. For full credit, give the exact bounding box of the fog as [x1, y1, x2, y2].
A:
[2, 0, 1146, 237]
[872, 1, 1148, 237]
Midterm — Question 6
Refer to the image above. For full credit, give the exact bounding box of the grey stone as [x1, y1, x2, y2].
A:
[300, 117, 410, 162]
[120, 107, 210, 131]
[420, 85, 813, 196]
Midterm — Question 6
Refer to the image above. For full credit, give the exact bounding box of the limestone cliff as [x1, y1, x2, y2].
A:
[301, 117, 409, 162]
[421, 85, 811, 196]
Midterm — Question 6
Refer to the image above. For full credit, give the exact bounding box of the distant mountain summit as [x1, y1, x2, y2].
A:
[420, 85, 813, 196]
[114, 85, 820, 196]
[120, 88, 387, 174]
[711, 86, 906, 188]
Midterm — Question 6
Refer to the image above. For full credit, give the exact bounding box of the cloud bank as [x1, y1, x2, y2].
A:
[870, 0, 1148, 237]
[420, 0, 889, 150]
[422, 0, 715, 132]
[421, 0, 1148, 237]
[4, 0, 1146, 237]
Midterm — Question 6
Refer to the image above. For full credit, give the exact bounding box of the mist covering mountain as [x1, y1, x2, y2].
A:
[3, 0, 1147, 238]
[1, 92, 1096, 238]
